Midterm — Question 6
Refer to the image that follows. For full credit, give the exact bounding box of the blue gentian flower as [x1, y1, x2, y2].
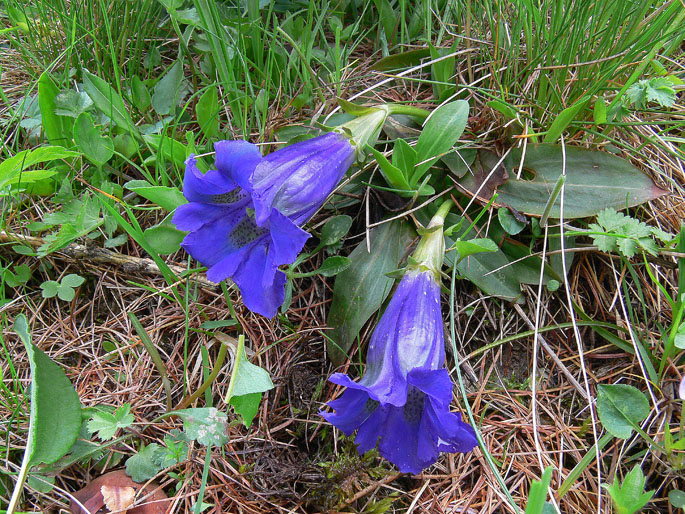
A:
[322, 205, 478, 474]
[173, 132, 355, 317]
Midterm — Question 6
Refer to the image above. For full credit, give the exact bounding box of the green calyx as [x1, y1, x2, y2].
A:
[408, 199, 453, 279]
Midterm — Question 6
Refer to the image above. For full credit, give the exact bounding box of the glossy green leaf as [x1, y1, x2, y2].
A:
[327, 220, 415, 365]
[38, 71, 72, 147]
[597, 384, 650, 439]
[543, 95, 590, 143]
[125, 180, 187, 211]
[413, 100, 469, 184]
[73, 112, 114, 166]
[196, 86, 220, 139]
[152, 60, 184, 115]
[82, 69, 138, 136]
[497, 145, 668, 218]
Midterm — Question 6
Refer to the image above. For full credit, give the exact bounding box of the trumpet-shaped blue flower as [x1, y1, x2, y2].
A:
[322, 270, 477, 474]
[322, 204, 477, 474]
[173, 132, 355, 317]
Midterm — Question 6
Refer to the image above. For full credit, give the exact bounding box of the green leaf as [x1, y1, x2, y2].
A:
[38, 71, 73, 147]
[626, 78, 676, 108]
[5, 264, 32, 287]
[604, 466, 655, 514]
[0, 146, 79, 190]
[487, 99, 518, 119]
[224, 336, 273, 428]
[81, 69, 138, 136]
[143, 215, 186, 255]
[370, 48, 431, 71]
[73, 112, 114, 166]
[56, 283, 77, 302]
[525, 466, 553, 514]
[668, 489, 685, 509]
[498, 208, 526, 235]
[597, 384, 650, 439]
[543, 95, 590, 143]
[453, 238, 499, 260]
[125, 443, 165, 482]
[228, 393, 262, 429]
[40, 280, 59, 298]
[315, 256, 351, 277]
[54, 90, 93, 118]
[87, 403, 134, 440]
[413, 100, 469, 184]
[593, 98, 607, 124]
[130, 75, 151, 111]
[125, 180, 187, 211]
[152, 60, 184, 115]
[318, 215, 352, 247]
[326, 220, 415, 365]
[367, 146, 412, 193]
[173, 408, 229, 446]
[196, 86, 220, 139]
[496, 145, 668, 218]
[392, 138, 417, 177]
[143, 134, 189, 168]
[13, 314, 81, 466]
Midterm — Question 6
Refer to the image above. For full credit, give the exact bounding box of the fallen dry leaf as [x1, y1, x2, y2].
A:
[101, 484, 135, 513]
[70, 470, 171, 514]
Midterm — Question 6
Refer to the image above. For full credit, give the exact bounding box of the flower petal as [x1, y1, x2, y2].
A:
[425, 402, 478, 453]
[408, 368, 453, 408]
[173, 202, 226, 232]
[251, 132, 355, 225]
[321, 387, 376, 436]
[214, 140, 262, 191]
[228, 242, 286, 318]
[376, 401, 435, 474]
[180, 207, 261, 268]
[268, 209, 310, 265]
[182, 156, 248, 205]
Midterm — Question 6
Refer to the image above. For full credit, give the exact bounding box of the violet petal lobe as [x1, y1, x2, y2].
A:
[214, 139, 263, 191]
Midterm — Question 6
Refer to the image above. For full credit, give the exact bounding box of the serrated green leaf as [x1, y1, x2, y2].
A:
[597, 384, 650, 439]
[125, 443, 165, 482]
[87, 404, 134, 440]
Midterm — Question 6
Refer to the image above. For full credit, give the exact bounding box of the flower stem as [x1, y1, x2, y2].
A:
[386, 104, 431, 120]
[429, 198, 455, 228]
